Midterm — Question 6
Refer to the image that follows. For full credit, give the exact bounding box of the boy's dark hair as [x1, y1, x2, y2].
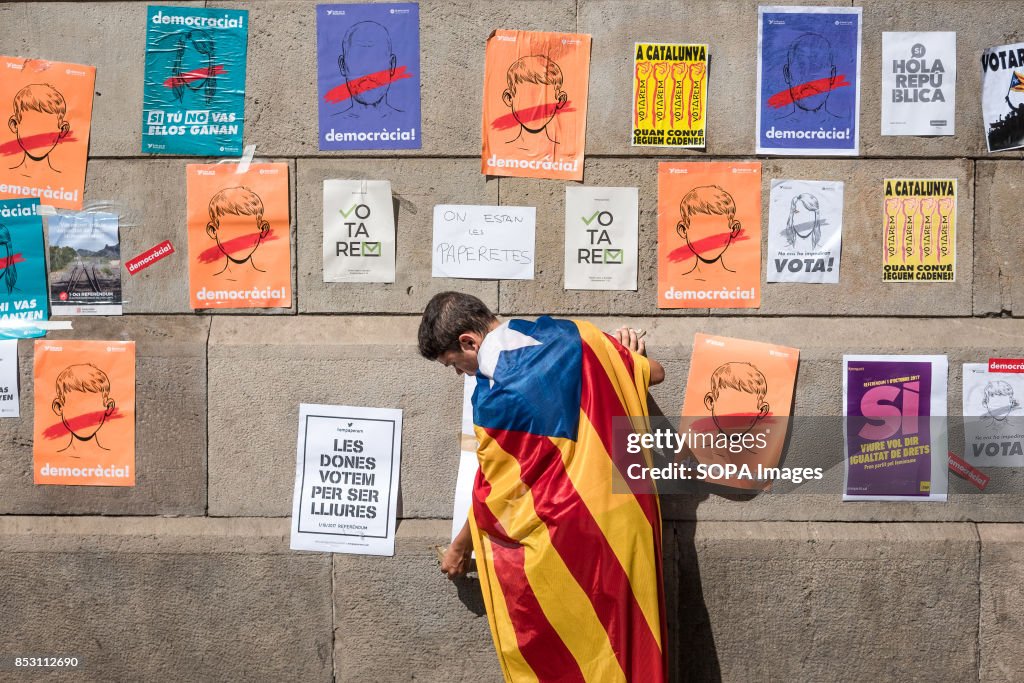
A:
[418, 292, 497, 360]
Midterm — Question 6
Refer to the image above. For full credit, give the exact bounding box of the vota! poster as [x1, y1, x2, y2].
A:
[756, 6, 862, 156]
[843, 354, 948, 502]
[143, 6, 249, 156]
[316, 3, 421, 151]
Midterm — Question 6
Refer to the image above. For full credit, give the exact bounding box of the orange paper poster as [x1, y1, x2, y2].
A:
[481, 30, 591, 181]
[680, 333, 799, 490]
[0, 56, 96, 210]
[657, 161, 761, 309]
[186, 162, 291, 309]
[33, 340, 135, 486]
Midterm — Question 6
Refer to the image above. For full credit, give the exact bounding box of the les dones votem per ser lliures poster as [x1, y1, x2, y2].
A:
[316, 3, 421, 151]
[843, 354, 948, 502]
[186, 162, 291, 309]
[142, 6, 249, 156]
[33, 340, 136, 487]
[0, 198, 48, 334]
[882, 178, 956, 283]
[756, 6, 862, 156]
[657, 161, 761, 309]
[482, 30, 591, 181]
[291, 403, 403, 556]
[680, 333, 799, 491]
[0, 56, 95, 210]
[631, 42, 708, 148]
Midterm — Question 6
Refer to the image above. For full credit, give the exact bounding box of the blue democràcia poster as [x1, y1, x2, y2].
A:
[0, 199, 48, 338]
[142, 6, 249, 156]
[316, 3, 422, 151]
[756, 6, 862, 156]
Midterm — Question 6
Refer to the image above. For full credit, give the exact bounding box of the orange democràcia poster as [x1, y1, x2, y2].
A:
[657, 161, 762, 309]
[33, 340, 135, 486]
[0, 56, 95, 210]
[481, 30, 591, 181]
[186, 162, 291, 309]
[680, 333, 799, 490]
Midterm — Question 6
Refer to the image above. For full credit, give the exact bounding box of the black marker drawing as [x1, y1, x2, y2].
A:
[172, 29, 218, 104]
[502, 55, 567, 147]
[335, 21, 403, 120]
[779, 33, 842, 121]
[782, 192, 822, 249]
[52, 363, 115, 455]
[0, 222, 18, 294]
[7, 83, 70, 176]
[982, 380, 1020, 431]
[205, 186, 271, 279]
[676, 185, 741, 279]
[704, 362, 770, 436]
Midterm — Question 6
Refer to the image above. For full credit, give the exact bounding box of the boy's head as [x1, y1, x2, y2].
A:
[206, 186, 270, 263]
[984, 380, 1019, 421]
[338, 21, 397, 106]
[704, 362, 769, 434]
[8, 84, 70, 161]
[502, 55, 567, 134]
[418, 291, 498, 376]
[783, 33, 836, 113]
[52, 363, 115, 440]
[676, 185, 741, 263]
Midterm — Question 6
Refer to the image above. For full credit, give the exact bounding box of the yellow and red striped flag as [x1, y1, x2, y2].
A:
[468, 317, 666, 682]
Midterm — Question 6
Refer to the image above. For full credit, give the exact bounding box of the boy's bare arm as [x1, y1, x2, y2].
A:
[440, 519, 473, 580]
[613, 327, 665, 386]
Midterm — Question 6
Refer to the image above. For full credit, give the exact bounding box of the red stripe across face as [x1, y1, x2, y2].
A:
[42, 408, 123, 440]
[0, 253, 26, 269]
[323, 66, 413, 104]
[667, 229, 749, 264]
[767, 74, 851, 108]
[163, 64, 227, 88]
[484, 427, 664, 682]
[490, 102, 577, 131]
[197, 229, 279, 265]
[0, 132, 78, 157]
[472, 473, 585, 682]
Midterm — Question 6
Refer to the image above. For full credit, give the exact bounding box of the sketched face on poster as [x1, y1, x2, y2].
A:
[502, 55, 568, 159]
[335, 21, 403, 121]
[7, 84, 71, 180]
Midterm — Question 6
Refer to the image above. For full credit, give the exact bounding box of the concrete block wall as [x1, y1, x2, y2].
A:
[1, 1, 1022, 681]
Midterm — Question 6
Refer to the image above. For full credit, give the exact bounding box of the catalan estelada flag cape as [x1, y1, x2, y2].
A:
[469, 317, 667, 682]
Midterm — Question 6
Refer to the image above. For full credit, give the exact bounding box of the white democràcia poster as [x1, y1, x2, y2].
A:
[564, 186, 639, 291]
[291, 404, 402, 556]
[432, 205, 536, 280]
[963, 363, 1024, 467]
[323, 179, 396, 283]
[766, 179, 844, 283]
[0, 339, 19, 418]
[881, 32, 956, 136]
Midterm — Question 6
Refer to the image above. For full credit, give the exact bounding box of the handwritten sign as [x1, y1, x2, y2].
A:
[431, 204, 535, 280]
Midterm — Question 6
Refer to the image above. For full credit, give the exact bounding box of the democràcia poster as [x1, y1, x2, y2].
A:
[0, 56, 95, 209]
[142, 6, 249, 156]
[0, 198, 48, 337]
[316, 3, 421, 151]
[756, 6, 862, 156]
[843, 354, 947, 502]
[482, 30, 591, 181]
